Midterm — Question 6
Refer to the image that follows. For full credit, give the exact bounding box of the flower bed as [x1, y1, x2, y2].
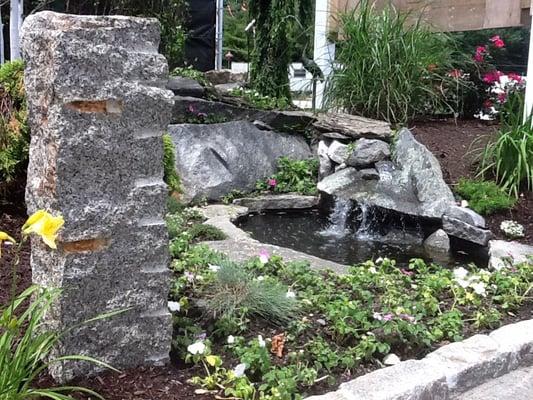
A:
[167, 207, 533, 400]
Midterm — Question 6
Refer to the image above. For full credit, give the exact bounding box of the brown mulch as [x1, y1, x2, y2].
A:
[411, 118, 533, 246]
[0, 211, 31, 306]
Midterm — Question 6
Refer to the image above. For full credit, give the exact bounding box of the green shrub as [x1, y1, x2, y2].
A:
[455, 178, 516, 215]
[228, 88, 290, 111]
[171, 66, 208, 86]
[162, 133, 182, 194]
[204, 260, 298, 326]
[326, 0, 460, 123]
[478, 91, 533, 197]
[0, 61, 29, 191]
[256, 157, 319, 195]
[188, 223, 227, 242]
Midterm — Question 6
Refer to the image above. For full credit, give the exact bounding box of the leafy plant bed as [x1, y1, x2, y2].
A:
[160, 206, 533, 400]
[412, 119, 533, 245]
[3, 206, 530, 400]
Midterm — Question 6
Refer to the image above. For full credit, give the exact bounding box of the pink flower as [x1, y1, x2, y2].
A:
[184, 271, 195, 282]
[383, 314, 394, 321]
[508, 72, 523, 83]
[259, 249, 270, 264]
[400, 268, 414, 276]
[497, 92, 507, 103]
[267, 178, 277, 188]
[474, 46, 487, 63]
[187, 104, 196, 114]
[490, 35, 505, 48]
[483, 70, 503, 84]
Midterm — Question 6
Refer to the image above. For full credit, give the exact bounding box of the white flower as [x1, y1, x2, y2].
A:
[257, 335, 266, 348]
[368, 266, 377, 274]
[453, 267, 469, 280]
[259, 249, 270, 264]
[227, 335, 235, 344]
[168, 301, 181, 313]
[208, 264, 221, 272]
[373, 312, 383, 321]
[460, 200, 469, 208]
[233, 363, 247, 378]
[256, 276, 265, 281]
[286, 290, 296, 299]
[196, 275, 204, 281]
[375, 257, 384, 265]
[470, 281, 486, 296]
[187, 341, 206, 355]
[456, 278, 470, 288]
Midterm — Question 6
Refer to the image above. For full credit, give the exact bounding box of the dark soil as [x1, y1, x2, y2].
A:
[0, 212, 31, 306]
[411, 118, 533, 245]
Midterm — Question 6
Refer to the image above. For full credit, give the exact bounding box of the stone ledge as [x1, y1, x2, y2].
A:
[233, 194, 319, 212]
[306, 319, 533, 400]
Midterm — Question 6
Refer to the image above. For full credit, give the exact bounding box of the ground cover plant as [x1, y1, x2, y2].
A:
[256, 157, 318, 195]
[455, 178, 516, 215]
[326, 0, 461, 123]
[167, 205, 533, 399]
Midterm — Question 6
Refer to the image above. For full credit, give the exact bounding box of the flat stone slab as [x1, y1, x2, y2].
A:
[205, 239, 347, 274]
[455, 366, 533, 400]
[313, 113, 393, 141]
[233, 194, 319, 212]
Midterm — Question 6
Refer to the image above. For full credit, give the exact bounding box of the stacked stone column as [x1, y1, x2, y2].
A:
[21, 12, 173, 381]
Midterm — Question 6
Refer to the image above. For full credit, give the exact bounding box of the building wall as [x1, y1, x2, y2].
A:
[328, 0, 528, 32]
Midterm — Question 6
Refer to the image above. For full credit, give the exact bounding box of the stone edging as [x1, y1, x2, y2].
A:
[307, 319, 533, 400]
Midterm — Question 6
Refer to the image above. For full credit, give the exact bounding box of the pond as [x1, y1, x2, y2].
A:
[237, 204, 488, 267]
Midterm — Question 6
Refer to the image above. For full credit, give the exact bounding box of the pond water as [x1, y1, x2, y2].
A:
[237, 208, 488, 267]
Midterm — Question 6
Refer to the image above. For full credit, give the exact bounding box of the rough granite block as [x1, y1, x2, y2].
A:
[21, 11, 173, 382]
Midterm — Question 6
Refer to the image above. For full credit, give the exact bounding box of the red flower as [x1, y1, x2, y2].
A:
[498, 93, 507, 103]
[474, 46, 487, 63]
[483, 99, 493, 109]
[490, 35, 505, 48]
[483, 70, 503, 84]
[267, 178, 277, 188]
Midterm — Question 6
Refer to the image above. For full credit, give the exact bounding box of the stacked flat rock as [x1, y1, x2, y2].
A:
[22, 12, 174, 381]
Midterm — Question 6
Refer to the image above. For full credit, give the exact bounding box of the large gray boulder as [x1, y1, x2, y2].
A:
[168, 121, 312, 202]
[394, 129, 455, 217]
[346, 138, 390, 167]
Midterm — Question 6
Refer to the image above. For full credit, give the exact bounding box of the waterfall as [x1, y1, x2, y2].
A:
[320, 197, 352, 237]
[356, 202, 377, 238]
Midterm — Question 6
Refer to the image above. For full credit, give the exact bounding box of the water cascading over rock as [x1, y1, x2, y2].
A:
[317, 127, 493, 247]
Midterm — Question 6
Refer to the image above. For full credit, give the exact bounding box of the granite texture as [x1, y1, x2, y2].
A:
[22, 11, 173, 381]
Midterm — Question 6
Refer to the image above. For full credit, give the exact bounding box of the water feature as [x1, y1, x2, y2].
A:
[320, 198, 352, 237]
[236, 199, 488, 267]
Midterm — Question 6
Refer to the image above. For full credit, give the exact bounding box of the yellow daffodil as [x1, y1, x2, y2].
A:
[23, 210, 64, 249]
[0, 231, 17, 257]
